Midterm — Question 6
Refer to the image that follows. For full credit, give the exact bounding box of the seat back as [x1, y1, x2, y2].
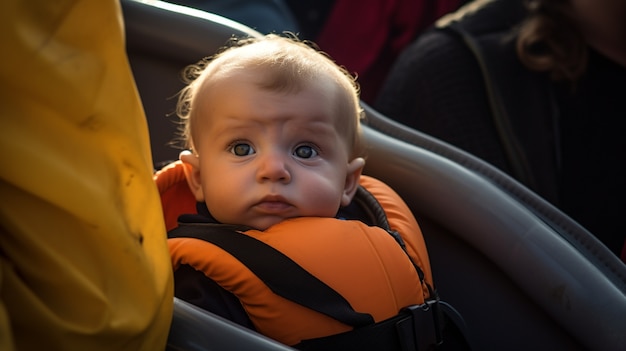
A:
[123, 0, 262, 166]
[361, 105, 626, 351]
[122, 1, 626, 350]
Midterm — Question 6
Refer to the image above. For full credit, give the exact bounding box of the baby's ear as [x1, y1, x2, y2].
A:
[341, 157, 366, 206]
[179, 150, 205, 202]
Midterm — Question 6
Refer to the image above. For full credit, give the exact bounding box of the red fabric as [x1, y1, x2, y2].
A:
[315, 0, 461, 103]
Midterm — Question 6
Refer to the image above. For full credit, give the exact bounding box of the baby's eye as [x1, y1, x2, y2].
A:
[293, 145, 318, 159]
[230, 142, 255, 156]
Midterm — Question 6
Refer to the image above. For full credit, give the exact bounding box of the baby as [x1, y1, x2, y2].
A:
[156, 34, 435, 349]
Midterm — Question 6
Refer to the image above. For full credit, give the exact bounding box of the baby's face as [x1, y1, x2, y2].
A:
[190, 71, 361, 230]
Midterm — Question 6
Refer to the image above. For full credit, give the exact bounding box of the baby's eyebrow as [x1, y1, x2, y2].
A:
[299, 119, 337, 133]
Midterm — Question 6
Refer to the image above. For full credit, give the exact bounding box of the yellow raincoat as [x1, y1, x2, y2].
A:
[0, 0, 173, 350]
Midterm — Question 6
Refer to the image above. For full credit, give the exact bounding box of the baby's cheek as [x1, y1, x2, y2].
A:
[304, 187, 342, 216]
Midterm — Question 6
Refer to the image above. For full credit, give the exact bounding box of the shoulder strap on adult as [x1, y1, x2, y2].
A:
[444, 22, 535, 190]
[168, 223, 375, 327]
[441, 2, 562, 202]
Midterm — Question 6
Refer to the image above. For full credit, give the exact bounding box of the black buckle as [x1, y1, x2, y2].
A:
[396, 299, 443, 351]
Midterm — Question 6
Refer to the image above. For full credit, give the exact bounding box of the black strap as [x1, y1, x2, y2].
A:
[354, 186, 428, 287]
[169, 224, 375, 327]
[445, 21, 533, 189]
[296, 299, 445, 351]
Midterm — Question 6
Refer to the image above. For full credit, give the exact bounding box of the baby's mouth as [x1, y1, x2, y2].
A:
[254, 195, 293, 214]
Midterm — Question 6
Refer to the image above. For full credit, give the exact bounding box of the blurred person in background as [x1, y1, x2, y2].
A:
[375, 0, 626, 262]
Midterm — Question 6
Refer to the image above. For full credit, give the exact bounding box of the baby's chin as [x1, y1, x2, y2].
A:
[238, 216, 292, 232]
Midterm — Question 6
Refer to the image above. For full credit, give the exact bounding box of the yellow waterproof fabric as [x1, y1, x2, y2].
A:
[0, 1, 174, 350]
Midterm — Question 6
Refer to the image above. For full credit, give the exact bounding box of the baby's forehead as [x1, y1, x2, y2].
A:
[196, 68, 342, 124]
[195, 53, 343, 110]
[194, 68, 350, 132]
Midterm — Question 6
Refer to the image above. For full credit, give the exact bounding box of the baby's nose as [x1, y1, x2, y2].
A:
[256, 152, 291, 183]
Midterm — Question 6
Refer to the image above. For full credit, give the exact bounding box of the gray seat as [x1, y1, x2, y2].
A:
[122, 1, 626, 350]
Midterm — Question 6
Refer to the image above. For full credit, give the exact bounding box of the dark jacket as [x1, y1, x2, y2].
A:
[375, 0, 626, 259]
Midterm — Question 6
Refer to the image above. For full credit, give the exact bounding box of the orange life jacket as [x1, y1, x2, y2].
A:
[154, 161, 434, 346]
